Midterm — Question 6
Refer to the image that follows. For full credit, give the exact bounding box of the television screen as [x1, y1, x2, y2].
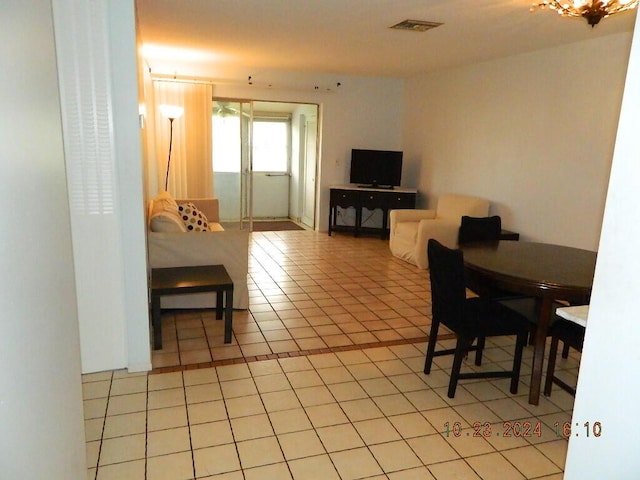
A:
[350, 149, 403, 188]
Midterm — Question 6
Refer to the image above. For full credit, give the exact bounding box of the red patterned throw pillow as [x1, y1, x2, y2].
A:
[178, 202, 209, 232]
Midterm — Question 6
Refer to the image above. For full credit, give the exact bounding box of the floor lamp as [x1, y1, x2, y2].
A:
[158, 104, 184, 191]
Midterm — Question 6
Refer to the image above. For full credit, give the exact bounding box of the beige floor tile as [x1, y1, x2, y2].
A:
[216, 363, 251, 382]
[316, 423, 365, 452]
[304, 403, 349, 428]
[346, 363, 384, 380]
[220, 378, 258, 399]
[340, 398, 384, 422]
[279, 429, 326, 460]
[193, 443, 241, 477]
[84, 398, 108, 420]
[388, 412, 437, 438]
[285, 370, 323, 389]
[327, 381, 368, 402]
[146, 406, 187, 432]
[225, 394, 266, 418]
[330, 447, 384, 480]
[231, 413, 274, 441]
[428, 459, 481, 479]
[106, 392, 147, 416]
[180, 348, 213, 364]
[502, 445, 562, 478]
[95, 459, 145, 480]
[248, 359, 283, 376]
[110, 376, 148, 396]
[84, 418, 104, 442]
[190, 419, 234, 449]
[369, 439, 422, 473]
[147, 388, 185, 410]
[278, 356, 314, 372]
[269, 407, 313, 434]
[244, 462, 293, 480]
[295, 384, 335, 407]
[465, 452, 526, 480]
[372, 393, 417, 416]
[406, 434, 460, 465]
[237, 436, 284, 469]
[288, 454, 340, 480]
[147, 426, 191, 457]
[534, 439, 569, 469]
[261, 389, 301, 412]
[359, 377, 400, 397]
[148, 371, 184, 391]
[186, 382, 223, 403]
[354, 417, 402, 445]
[387, 466, 436, 480]
[187, 399, 228, 424]
[182, 367, 218, 386]
[146, 451, 194, 480]
[99, 433, 146, 465]
[82, 380, 111, 400]
[102, 411, 146, 439]
[253, 373, 291, 393]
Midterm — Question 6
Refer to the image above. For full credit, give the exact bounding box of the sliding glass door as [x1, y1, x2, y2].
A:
[212, 99, 319, 230]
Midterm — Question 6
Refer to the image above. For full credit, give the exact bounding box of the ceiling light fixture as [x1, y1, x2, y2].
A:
[532, 0, 639, 27]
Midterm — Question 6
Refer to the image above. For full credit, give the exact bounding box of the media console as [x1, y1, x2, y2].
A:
[328, 185, 417, 239]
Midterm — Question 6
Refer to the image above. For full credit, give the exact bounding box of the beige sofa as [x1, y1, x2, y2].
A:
[147, 192, 249, 309]
[389, 194, 490, 269]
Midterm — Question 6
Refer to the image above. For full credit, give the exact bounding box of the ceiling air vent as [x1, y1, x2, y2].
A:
[390, 19, 443, 32]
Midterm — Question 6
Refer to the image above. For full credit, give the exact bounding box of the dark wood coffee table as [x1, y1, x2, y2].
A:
[150, 265, 234, 349]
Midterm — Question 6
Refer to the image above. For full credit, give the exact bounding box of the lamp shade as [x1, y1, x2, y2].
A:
[158, 104, 184, 120]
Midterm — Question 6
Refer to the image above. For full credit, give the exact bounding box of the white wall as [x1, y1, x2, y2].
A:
[403, 32, 632, 250]
[213, 74, 405, 231]
[0, 1, 86, 477]
[565, 13, 640, 479]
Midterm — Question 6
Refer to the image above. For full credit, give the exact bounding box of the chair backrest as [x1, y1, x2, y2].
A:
[436, 194, 490, 223]
[458, 215, 502, 245]
[427, 239, 466, 331]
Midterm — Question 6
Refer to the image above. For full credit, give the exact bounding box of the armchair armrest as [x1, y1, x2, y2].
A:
[414, 218, 460, 269]
[390, 209, 436, 224]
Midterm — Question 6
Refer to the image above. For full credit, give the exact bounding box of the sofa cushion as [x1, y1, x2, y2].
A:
[178, 202, 209, 232]
[150, 211, 187, 232]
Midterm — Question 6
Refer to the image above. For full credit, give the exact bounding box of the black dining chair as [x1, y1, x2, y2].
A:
[544, 318, 585, 397]
[424, 239, 531, 398]
[458, 215, 502, 245]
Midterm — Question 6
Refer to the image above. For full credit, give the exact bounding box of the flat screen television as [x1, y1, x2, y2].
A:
[350, 149, 403, 189]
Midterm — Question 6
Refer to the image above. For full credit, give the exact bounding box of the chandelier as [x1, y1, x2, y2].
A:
[532, 0, 640, 27]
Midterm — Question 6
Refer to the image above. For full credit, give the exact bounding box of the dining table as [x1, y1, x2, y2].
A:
[461, 241, 597, 405]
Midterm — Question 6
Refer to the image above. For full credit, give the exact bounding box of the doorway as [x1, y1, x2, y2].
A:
[212, 99, 319, 230]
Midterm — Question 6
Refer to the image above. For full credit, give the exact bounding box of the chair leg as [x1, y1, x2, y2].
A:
[424, 320, 440, 374]
[510, 332, 527, 394]
[544, 335, 560, 396]
[561, 341, 570, 359]
[448, 336, 467, 398]
[475, 336, 485, 366]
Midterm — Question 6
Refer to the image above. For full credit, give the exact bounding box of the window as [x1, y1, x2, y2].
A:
[252, 119, 289, 172]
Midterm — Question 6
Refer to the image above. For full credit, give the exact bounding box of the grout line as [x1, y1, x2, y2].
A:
[150, 335, 457, 375]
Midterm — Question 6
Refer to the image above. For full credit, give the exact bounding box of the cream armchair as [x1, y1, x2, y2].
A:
[389, 194, 490, 269]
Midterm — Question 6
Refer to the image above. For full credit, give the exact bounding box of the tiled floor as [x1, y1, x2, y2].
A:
[152, 231, 434, 371]
[84, 231, 580, 479]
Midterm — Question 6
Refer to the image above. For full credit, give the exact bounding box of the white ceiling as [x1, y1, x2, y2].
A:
[136, 0, 636, 83]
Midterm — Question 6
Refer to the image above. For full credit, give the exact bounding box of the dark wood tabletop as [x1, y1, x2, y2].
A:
[461, 241, 596, 404]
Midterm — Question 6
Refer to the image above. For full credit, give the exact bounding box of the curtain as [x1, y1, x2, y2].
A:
[152, 81, 213, 199]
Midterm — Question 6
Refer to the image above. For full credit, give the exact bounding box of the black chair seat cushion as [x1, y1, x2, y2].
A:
[461, 297, 531, 338]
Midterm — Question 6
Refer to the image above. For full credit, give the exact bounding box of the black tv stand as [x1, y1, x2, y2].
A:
[357, 184, 394, 190]
[329, 185, 417, 239]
